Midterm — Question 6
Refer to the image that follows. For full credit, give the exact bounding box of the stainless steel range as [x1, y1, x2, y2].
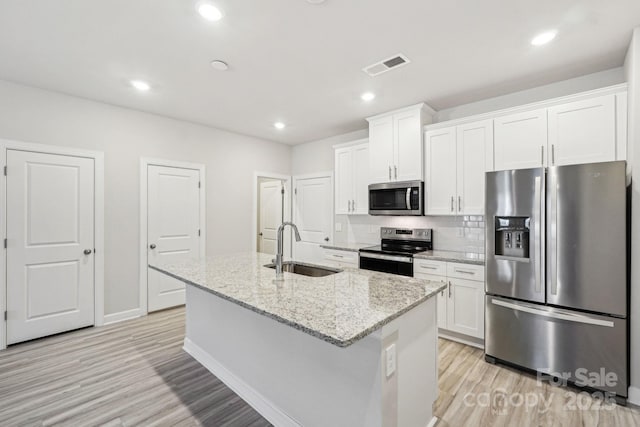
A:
[359, 227, 432, 277]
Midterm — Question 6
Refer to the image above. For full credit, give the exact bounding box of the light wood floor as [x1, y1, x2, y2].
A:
[0, 307, 638, 427]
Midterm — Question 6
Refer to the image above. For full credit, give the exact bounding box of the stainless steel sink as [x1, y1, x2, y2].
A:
[264, 261, 342, 277]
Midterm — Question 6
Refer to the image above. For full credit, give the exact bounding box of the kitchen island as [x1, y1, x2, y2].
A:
[150, 252, 445, 427]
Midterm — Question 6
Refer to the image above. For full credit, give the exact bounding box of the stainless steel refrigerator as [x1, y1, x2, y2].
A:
[485, 161, 628, 399]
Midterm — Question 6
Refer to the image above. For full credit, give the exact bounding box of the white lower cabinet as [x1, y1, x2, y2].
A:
[322, 248, 359, 268]
[447, 278, 484, 339]
[414, 259, 485, 342]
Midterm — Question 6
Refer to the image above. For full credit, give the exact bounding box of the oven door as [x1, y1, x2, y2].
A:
[359, 252, 414, 277]
[369, 181, 423, 216]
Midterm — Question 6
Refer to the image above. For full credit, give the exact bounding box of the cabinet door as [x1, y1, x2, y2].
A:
[368, 116, 394, 183]
[548, 95, 616, 166]
[494, 109, 547, 171]
[447, 278, 484, 338]
[352, 143, 370, 214]
[414, 272, 447, 328]
[394, 109, 423, 181]
[456, 120, 493, 215]
[334, 147, 353, 214]
[425, 127, 457, 215]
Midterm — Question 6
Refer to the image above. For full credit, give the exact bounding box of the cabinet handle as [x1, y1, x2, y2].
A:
[455, 269, 476, 275]
[348, 200, 352, 212]
[352, 199, 356, 212]
[394, 165, 397, 180]
[420, 265, 438, 270]
[551, 144, 555, 165]
[448, 281, 452, 298]
[541, 146, 544, 165]
[389, 166, 392, 180]
[333, 254, 344, 258]
[458, 196, 462, 212]
[450, 196, 454, 212]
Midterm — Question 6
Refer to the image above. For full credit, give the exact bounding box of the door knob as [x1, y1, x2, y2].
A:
[259, 232, 263, 236]
[149, 244, 157, 249]
[83, 249, 92, 255]
[324, 237, 329, 242]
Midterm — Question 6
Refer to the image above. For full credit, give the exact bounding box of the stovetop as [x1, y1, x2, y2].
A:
[359, 227, 433, 258]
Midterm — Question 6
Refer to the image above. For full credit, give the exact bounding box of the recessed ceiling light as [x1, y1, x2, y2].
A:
[130, 80, 150, 91]
[210, 60, 229, 71]
[197, 2, 223, 21]
[274, 122, 286, 130]
[307, 0, 327, 4]
[361, 92, 376, 102]
[531, 30, 557, 46]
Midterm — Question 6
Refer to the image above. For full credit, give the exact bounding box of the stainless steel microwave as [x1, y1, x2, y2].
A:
[368, 181, 423, 216]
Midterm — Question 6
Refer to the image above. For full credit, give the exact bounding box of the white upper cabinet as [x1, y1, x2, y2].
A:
[334, 141, 369, 215]
[491, 87, 626, 171]
[352, 143, 370, 214]
[494, 109, 547, 171]
[547, 94, 616, 166]
[425, 119, 493, 216]
[425, 127, 457, 215]
[368, 116, 394, 183]
[456, 120, 494, 215]
[394, 109, 424, 181]
[334, 147, 353, 215]
[368, 104, 433, 183]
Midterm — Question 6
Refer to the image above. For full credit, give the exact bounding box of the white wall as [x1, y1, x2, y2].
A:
[624, 27, 640, 405]
[0, 79, 291, 316]
[292, 129, 367, 175]
[434, 67, 625, 122]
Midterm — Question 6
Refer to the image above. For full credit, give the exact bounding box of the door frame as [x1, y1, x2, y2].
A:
[292, 171, 334, 258]
[139, 158, 206, 315]
[251, 172, 292, 256]
[0, 138, 105, 351]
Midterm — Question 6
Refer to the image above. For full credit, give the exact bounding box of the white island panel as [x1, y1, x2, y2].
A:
[184, 284, 437, 427]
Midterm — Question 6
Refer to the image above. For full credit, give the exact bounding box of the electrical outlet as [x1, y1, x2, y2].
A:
[385, 344, 396, 377]
[335, 222, 342, 232]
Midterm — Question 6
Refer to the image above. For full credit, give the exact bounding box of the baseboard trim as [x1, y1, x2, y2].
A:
[438, 330, 484, 349]
[629, 386, 640, 406]
[103, 308, 142, 325]
[183, 337, 300, 427]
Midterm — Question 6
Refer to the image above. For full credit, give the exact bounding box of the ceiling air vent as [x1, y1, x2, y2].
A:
[363, 54, 410, 77]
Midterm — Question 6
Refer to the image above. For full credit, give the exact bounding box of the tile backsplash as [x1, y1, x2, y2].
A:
[334, 214, 485, 254]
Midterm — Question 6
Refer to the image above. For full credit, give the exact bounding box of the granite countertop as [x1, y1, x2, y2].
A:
[319, 242, 373, 252]
[413, 250, 485, 265]
[149, 252, 445, 347]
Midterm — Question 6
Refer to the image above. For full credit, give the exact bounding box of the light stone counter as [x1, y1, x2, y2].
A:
[319, 242, 373, 252]
[150, 252, 445, 347]
[414, 250, 485, 265]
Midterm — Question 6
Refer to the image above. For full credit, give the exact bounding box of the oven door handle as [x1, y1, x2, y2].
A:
[406, 188, 411, 210]
[359, 252, 414, 263]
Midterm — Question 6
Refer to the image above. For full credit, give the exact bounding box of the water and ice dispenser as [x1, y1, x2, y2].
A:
[494, 217, 530, 259]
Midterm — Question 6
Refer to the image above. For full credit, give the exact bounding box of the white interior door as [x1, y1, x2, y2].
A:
[147, 165, 200, 312]
[259, 180, 283, 255]
[293, 175, 332, 263]
[6, 150, 95, 345]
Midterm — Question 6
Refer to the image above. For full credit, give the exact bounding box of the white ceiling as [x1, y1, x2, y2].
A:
[0, 0, 638, 145]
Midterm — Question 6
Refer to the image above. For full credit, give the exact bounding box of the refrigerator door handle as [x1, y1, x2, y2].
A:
[549, 169, 558, 296]
[533, 175, 543, 294]
[491, 298, 614, 328]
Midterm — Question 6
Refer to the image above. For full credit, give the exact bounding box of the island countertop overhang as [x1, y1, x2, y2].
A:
[150, 252, 445, 347]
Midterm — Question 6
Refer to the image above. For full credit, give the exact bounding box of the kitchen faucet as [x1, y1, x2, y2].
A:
[273, 221, 302, 280]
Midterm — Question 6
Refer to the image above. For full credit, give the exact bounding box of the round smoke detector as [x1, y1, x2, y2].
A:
[210, 60, 229, 71]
